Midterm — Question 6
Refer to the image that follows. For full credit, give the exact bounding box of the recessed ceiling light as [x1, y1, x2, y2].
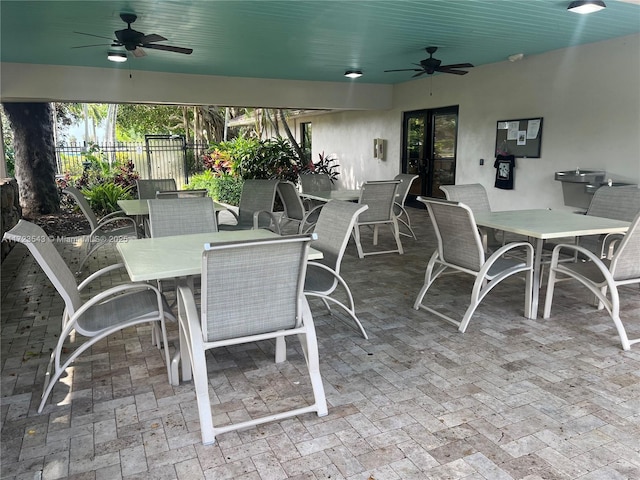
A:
[107, 51, 127, 62]
[344, 70, 363, 79]
[567, 1, 606, 14]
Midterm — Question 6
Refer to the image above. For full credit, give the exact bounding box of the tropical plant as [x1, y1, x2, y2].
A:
[305, 151, 340, 182]
[186, 170, 243, 205]
[81, 182, 133, 215]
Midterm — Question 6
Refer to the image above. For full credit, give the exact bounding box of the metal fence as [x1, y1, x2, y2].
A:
[55, 135, 209, 189]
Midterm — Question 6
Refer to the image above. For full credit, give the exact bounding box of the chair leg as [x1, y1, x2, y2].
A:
[353, 226, 365, 259]
[391, 218, 404, 254]
[542, 266, 559, 319]
[298, 301, 328, 417]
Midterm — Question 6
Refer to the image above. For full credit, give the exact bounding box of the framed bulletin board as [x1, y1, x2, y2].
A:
[495, 117, 543, 158]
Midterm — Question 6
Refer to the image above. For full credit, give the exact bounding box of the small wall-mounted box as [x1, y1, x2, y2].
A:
[373, 138, 385, 160]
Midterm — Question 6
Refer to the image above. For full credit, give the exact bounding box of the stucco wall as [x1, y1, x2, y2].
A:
[305, 34, 640, 211]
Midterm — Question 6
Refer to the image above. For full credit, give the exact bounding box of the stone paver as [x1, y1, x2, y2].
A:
[2, 206, 639, 479]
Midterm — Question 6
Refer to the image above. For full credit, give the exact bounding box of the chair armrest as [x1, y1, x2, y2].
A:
[63, 282, 167, 339]
[601, 232, 624, 259]
[77, 262, 126, 291]
[549, 243, 608, 268]
[298, 204, 324, 234]
[100, 210, 129, 222]
[253, 210, 281, 234]
[90, 215, 138, 238]
[482, 241, 534, 272]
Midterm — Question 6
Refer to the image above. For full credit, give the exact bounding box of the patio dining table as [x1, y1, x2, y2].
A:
[117, 198, 227, 216]
[116, 229, 322, 282]
[474, 209, 630, 319]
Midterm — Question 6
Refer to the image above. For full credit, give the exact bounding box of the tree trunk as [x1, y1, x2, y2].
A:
[2, 102, 60, 217]
[278, 109, 305, 160]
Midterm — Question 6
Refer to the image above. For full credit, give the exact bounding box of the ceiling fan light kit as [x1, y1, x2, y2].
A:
[384, 46, 473, 77]
[567, 1, 606, 14]
[74, 12, 193, 59]
[107, 51, 127, 62]
[344, 70, 363, 78]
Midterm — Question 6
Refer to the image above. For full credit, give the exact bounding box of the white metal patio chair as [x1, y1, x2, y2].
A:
[136, 178, 178, 199]
[62, 186, 138, 275]
[299, 173, 333, 209]
[352, 180, 403, 258]
[277, 180, 320, 234]
[393, 173, 419, 239]
[543, 210, 640, 350]
[304, 200, 370, 338]
[3, 220, 175, 413]
[218, 179, 280, 232]
[413, 197, 534, 333]
[299, 173, 333, 193]
[175, 234, 328, 445]
[439, 183, 502, 251]
[147, 197, 218, 238]
[579, 185, 640, 259]
[147, 197, 218, 305]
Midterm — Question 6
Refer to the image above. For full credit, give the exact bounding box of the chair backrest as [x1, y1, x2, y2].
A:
[312, 200, 368, 273]
[277, 181, 306, 221]
[137, 179, 177, 199]
[587, 186, 640, 222]
[439, 184, 492, 215]
[147, 198, 218, 237]
[358, 180, 400, 223]
[3, 220, 82, 315]
[201, 235, 314, 342]
[394, 173, 419, 207]
[156, 189, 208, 199]
[417, 197, 485, 272]
[237, 179, 279, 227]
[610, 210, 640, 281]
[300, 174, 333, 193]
[62, 186, 99, 231]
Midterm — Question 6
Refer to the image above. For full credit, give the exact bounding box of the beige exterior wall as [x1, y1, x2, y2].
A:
[304, 34, 640, 211]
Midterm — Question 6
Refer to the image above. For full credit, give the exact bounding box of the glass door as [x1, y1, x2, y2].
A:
[402, 106, 459, 199]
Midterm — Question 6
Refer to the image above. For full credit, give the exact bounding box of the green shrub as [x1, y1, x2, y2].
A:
[81, 182, 133, 215]
[205, 137, 305, 182]
[187, 171, 243, 205]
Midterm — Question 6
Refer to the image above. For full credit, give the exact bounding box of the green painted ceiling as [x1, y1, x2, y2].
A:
[1, 0, 639, 85]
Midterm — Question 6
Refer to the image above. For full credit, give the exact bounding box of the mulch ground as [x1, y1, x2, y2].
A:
[27, 209, 92, 237]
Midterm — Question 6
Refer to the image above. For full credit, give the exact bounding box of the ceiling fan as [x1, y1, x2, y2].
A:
[385, 46, 473, 77]
[73, 13, 193, 58]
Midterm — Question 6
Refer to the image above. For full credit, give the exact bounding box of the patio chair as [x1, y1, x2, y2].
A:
[147, 197, 218, 237]
[136, 178, 177, 199]
[218, 179, 280, 232]
[147, 197, 218, 302]
[304, 200, 370, 338]
[175, 234, 328, 445]
[580, 185, 640, 259]
[352, 180, 404, 258]
[393, 173, 419, 239]
[155, 189, 208, 199]
[439, 183, 501, 251]
[62, 186, 138, 275]
[277, 181, 320, 234]
[543, 210, 640, 350]
[300, 173, 333, 209]
[3, 220, 175, 413]
[413, 197, 534, 333]
[299, 173, 333, 193]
